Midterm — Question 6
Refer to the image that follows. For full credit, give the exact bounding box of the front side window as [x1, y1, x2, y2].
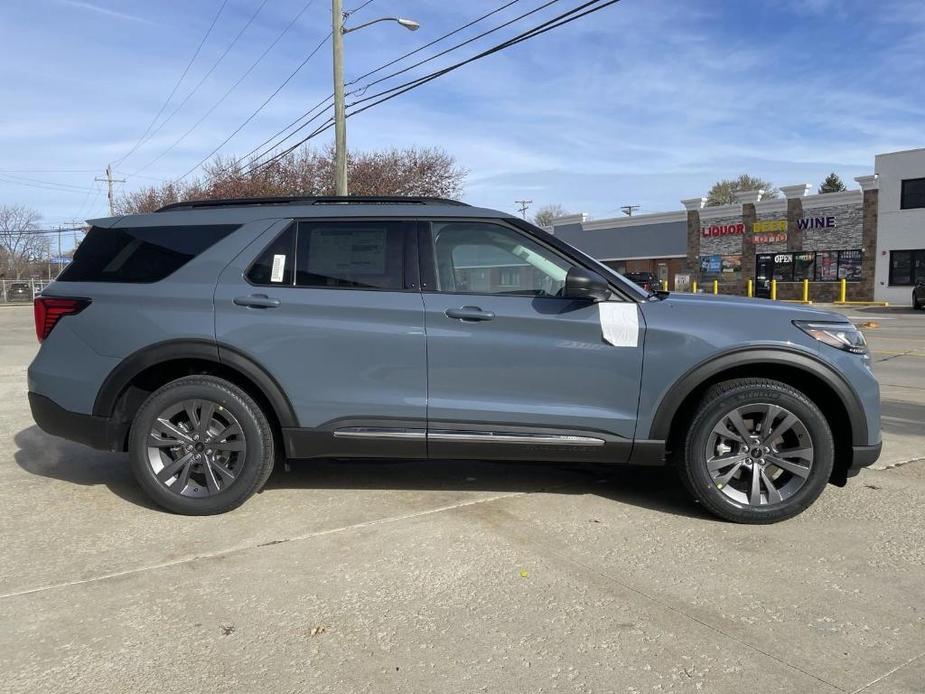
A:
[296, 221, 408, 289]
[429, 221, 570, 296]
[901, 178, 925, 210]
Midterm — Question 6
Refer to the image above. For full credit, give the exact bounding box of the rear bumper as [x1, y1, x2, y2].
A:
[28, 392, 124, 451]
[847, 441, 882, 478]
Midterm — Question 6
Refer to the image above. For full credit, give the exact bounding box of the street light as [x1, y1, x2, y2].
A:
[332, 2, 421, 195]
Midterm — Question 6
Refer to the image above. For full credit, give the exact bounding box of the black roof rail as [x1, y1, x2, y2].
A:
[155, 195, 470, 212]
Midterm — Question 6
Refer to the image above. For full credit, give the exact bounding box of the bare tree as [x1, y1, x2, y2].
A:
[706, 175, 779, 206]
[115, 145, 468, 215]
[0, 205, 48, 279]
[533, 203, 567, 227]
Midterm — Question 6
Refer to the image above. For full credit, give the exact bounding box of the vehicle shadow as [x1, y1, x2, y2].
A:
[13, 425, 709, 520]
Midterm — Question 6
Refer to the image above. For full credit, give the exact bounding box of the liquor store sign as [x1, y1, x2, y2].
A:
[701, 216, 838, 242]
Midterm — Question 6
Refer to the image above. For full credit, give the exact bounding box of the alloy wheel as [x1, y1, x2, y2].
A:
[704, 403, 814, 506]
[146, 399, 246, 497]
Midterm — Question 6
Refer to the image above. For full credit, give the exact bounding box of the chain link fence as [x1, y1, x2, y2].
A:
[0, 279, 52, 304]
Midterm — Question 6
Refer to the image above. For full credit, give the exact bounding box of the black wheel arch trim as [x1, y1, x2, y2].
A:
[92, 339, 298, 428]
[647, 346, 868, 446]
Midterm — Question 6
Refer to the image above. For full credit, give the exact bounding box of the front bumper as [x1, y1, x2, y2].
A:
[28, 392, 124, 451]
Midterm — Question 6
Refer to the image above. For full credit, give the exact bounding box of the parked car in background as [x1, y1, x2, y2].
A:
[6, 282, 33, 302]
[914, 279, 924, 310]
[28, 196, 881, 523]
[624, 271, 660, 291]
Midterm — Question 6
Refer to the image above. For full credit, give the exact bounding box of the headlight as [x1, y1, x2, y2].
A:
[794, 321, 868, 355]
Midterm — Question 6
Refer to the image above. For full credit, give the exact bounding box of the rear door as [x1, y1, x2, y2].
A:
[214, 218, 427, 458]
[419, 219, 645, 462]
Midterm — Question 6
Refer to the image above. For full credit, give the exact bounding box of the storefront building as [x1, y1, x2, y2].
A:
[548, 148, 925, 303]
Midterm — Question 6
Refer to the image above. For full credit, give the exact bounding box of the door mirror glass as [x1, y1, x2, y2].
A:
[563, 266, 611, 302]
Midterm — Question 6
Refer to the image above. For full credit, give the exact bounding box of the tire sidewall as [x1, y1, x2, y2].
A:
[685, 383, 834, 523]
[129, 378, 272, 515]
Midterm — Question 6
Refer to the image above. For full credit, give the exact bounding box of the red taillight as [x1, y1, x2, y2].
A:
[34, 297, 90, 343]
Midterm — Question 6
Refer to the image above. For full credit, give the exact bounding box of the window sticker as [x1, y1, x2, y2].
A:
[270, 254, 286, 283]
[599, 302, 639, 347]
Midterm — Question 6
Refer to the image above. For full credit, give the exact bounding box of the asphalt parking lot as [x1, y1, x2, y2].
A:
[1, 303, 923, 693]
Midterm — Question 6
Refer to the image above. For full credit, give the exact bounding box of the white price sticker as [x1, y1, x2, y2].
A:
[599, 302, 639, 347]
[270, 254, 286, 283]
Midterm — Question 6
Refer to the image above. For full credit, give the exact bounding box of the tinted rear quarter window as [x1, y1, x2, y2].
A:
[58, 224, 238, 283]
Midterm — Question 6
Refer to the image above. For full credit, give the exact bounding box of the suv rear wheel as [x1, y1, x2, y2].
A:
[128, 375, 275, 515]
[677, 378, 834, 524]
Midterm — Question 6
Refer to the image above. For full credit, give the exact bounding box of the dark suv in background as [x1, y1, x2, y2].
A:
[28, 196, 881, 522]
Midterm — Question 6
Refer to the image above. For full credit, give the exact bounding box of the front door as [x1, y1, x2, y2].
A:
[214, 219, 427, 458]
[420, 220, 645, 462]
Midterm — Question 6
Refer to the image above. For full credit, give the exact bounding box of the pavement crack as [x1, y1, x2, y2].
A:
[850, 650, 925, 693]
[0, 491, 528, 601]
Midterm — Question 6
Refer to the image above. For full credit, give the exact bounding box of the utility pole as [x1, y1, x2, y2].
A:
[332, 6, 419, 197]
[332, 0, 347, 196]
[515, 199, 532, 219]
[95, 164, 125, 216]
[621, 205, 640, 216]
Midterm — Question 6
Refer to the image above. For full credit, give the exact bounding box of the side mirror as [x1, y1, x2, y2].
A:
[563, 266, 611, 302]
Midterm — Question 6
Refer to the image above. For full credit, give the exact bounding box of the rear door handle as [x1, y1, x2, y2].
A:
[233, 294, 281, 309]
[445, 306, 495, 322]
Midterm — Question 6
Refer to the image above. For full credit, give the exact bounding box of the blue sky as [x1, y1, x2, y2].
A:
[1, 0, 924, 230]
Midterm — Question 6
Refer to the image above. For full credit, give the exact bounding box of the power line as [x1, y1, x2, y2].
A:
[250, 0, 622, 174]
[229, 0, 527, 177]
[113, 0, 229, 167]
[129, 0, 319, 178]
[0, 174, 97, 194]
[346, 0, 520, 87]
[515, 199, 532, 218]
[348, 0, 614, 111]
[346, 0, 552, 96]
[175, 30, 332, 182]
[124, 0, 274, 165]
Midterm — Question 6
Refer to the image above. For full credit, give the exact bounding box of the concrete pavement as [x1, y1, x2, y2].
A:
[1, 303, 923, 693]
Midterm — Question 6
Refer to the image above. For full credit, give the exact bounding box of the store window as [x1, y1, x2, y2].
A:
[901, 178, 925, 210]
[838, 249, 863, 281]
[890, 249, 925, 286]
[755, 250, 863, 283]
[772, 253, 794, 281]
[793, 252, 815, 281]
[699, 254, 741, 280]
[815, 251, 839, 281]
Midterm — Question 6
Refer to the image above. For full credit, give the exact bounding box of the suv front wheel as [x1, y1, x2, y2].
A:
[678, 378, 834, 524]
[128, 375, 275, 515]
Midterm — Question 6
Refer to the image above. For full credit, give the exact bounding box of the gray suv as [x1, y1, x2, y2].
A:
[28, 196, 881, 522]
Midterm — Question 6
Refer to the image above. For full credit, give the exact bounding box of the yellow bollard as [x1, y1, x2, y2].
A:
[747, 279, 754, 298]
[713, 279, 718, 295]
[692, 280, 698, 294]
[802, 278, 809, 303]
[662, 279, 668, 291]
[770, 279, 777, 301]
[838, 278, 847, 303]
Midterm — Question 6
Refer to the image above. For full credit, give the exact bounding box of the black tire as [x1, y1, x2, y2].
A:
[677, 378, 834, 524]
[128, 375, 275, 515]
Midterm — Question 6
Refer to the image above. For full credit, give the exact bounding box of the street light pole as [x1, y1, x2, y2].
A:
[332, 0, 348, 196]
[331, 5, 419, 197]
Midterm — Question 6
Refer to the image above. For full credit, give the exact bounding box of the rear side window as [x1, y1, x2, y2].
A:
[58, 224, 238, 283]
[296, 221, 407, 289]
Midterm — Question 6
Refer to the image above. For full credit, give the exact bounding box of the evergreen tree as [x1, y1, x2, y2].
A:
[818, 172, 847, 194]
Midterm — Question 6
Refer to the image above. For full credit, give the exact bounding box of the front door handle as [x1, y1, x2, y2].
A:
[233, 294, 281, 309]
[445, 306, 495, 322]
